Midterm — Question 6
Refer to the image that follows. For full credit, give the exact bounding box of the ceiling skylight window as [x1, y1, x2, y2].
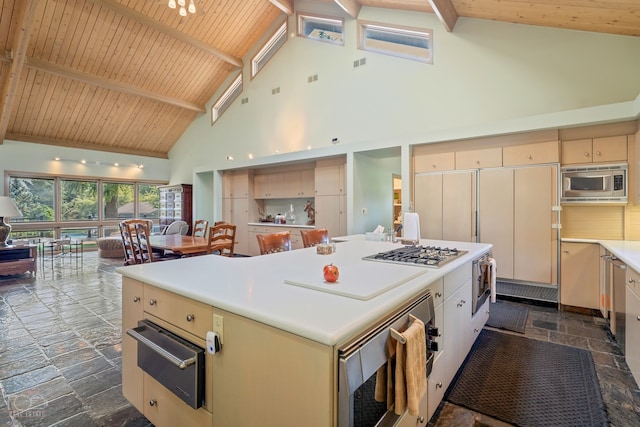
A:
[297, 13, 344, 46]
[252, 21, 288, 78]
[358, 21, 433, 64]
[211, 73, 243, 125]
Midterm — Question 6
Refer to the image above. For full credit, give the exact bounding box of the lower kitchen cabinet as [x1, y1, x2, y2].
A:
[560, 242, 600, 309]
[121, 279, 214, 427]
[626, 285, 640, 386]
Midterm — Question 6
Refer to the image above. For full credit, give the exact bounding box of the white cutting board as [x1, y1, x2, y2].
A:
[283, 259, 428, 301]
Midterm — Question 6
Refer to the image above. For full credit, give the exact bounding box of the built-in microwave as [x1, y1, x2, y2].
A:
[561, 163, 627, 203]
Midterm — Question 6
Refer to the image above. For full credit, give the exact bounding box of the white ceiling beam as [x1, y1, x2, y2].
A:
[334, 0, 361, 18]
[88, 0, 243, 68]
[0, 0, 41, 145]
[428, 0, 458, 32]
[269, 0, 294, 15]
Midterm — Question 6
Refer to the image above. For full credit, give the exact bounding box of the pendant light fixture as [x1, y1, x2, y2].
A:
[168, 0, 196, 16]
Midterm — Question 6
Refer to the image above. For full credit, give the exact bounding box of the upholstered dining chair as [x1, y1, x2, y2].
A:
[256, 231, 291, 255]
[300, 228, 329, 248]
[163, 220, 189, 236]
[207, 223, 237, 257]
[193, 219, 209, 238]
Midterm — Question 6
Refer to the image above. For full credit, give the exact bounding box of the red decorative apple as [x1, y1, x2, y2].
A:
[323, 263, 339, 283]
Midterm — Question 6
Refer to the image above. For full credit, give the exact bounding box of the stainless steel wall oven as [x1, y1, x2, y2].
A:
[337, 291, 437, 427]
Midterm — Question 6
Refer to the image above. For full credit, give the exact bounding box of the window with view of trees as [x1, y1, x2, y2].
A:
[61, 179, 98, 221]
[9, 177, 55, 222]
[7, 174, 163, 242]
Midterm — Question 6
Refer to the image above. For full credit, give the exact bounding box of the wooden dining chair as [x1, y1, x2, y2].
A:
[207, 223, 237, 257]
[300, 228, 329, 248]
[256, 231, 291, 255]
[119, 221, 141, 265]
[134, 222, 182, 262]
[193, 219, 209, 238]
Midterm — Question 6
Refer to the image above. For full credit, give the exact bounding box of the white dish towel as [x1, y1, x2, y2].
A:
[488, 257, 497, 302]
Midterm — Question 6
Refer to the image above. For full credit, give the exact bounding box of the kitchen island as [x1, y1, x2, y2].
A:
[118, 238, 492, 426]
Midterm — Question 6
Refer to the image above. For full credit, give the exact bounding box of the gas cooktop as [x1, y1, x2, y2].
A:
[362, 245, 468, 268]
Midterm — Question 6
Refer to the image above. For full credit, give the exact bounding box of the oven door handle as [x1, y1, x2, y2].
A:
[126, 328, 197, 369]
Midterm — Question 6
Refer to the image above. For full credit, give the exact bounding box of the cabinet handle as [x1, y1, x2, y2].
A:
[418, 415, 425, 423]
[435, 382, 443, 389]
[186, 314, 195, 322]
[474, 328, 480, 333]
[637, 316, 640, 321]
[133, 296, 140, 302]
[435, 291, 442, 298]
[584, 152, 590, 157]
[432, 164, 436, 168]
[595, 151, 601, 156]
[629, 278, 636, 284]
[149, 299, 157, 306]
[527, 154, 532, 160]
[149, 399, 157, 407]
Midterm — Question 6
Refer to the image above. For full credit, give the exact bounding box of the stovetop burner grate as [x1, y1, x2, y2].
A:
[362, 245, 468, 268]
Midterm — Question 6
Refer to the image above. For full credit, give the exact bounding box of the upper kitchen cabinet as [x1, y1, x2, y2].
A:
[254, 173, 285, 199]
[561, 136, 627, 165]
[223, 170, 252, 198]
[413, 150, 455, 173]
[283, 169, 314, 198]
[455, 147, 502, 170]
[414, 170, 477, 242]
[502, 140, 559, 166]
[315, 163, 345, 196]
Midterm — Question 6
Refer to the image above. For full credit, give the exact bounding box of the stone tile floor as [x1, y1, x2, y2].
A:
[0, 251, 638, 426]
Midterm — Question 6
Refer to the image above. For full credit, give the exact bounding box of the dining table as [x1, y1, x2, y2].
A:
[149, 235, 209, 256]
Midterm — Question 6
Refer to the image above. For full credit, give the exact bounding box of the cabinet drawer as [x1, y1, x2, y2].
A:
[455, 147, 502, 170]
[503, 140, 559, 166]
[143, 374, 212, 427]
[627, 268, 640, 294]
[144, 286, 213, 339]
[414, 152, 455, 172]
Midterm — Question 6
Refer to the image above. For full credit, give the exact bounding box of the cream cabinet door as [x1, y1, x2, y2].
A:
[561, 139, 593, 164]
[443, 171, 476, 242]
[314, 164, 345, 196]
[593, 135, 627, 163]
[414, 171, 476, 242]
[479, 168, 515, 279]
[514, 166, 557, 284]
[560, 242, 600, 309]
[626, 286, 640, 386]
[314, 195, 346, 238]
[414, 173, 443, 239]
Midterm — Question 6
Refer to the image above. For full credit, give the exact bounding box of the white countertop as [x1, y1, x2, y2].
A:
[248, 222, 315, 229]
[117, 238, 491, 346]
[561, 238, 640, 272]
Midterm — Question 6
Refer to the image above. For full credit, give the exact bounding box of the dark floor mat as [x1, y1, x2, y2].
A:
[445, 329, 607, 427]
[486, 301, 528, 333]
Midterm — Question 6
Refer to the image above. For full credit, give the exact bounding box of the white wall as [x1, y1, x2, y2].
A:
[169, 3, 640, 182]
[0, 139, 170, 195]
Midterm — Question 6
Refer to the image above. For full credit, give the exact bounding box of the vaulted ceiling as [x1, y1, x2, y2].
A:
[0, 0, 638, 159]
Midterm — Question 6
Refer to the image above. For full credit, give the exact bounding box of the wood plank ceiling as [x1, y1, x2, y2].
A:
[0, 0, 638, 159]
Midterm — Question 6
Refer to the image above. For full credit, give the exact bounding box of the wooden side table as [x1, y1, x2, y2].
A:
[0, 245, 38, 276]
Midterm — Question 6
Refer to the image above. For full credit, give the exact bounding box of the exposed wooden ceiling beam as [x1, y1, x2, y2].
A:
[269, 0, 294, 15]
[22, 56, 205, 113]
[5, 132, 169, 159]
[88, 0, 243, 68]
[0, 0, 41, 145]
[334, 0, 361, 18]
[427, 0, 458, 32]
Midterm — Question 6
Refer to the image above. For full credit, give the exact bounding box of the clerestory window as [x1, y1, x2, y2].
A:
[358, 21, 433, 64]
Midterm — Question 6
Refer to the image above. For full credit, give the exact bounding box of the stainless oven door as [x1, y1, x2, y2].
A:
[472, 255, 491, 315]
[337, 292, 435, 427]
[126, 319, 205, 409]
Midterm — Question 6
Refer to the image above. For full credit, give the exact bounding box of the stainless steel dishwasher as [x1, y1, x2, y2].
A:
[610, 257, 627, 355]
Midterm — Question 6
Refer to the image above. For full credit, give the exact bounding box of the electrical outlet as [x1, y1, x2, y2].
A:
[362, 208, 368, 215]
[213, 314, 224, 344]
